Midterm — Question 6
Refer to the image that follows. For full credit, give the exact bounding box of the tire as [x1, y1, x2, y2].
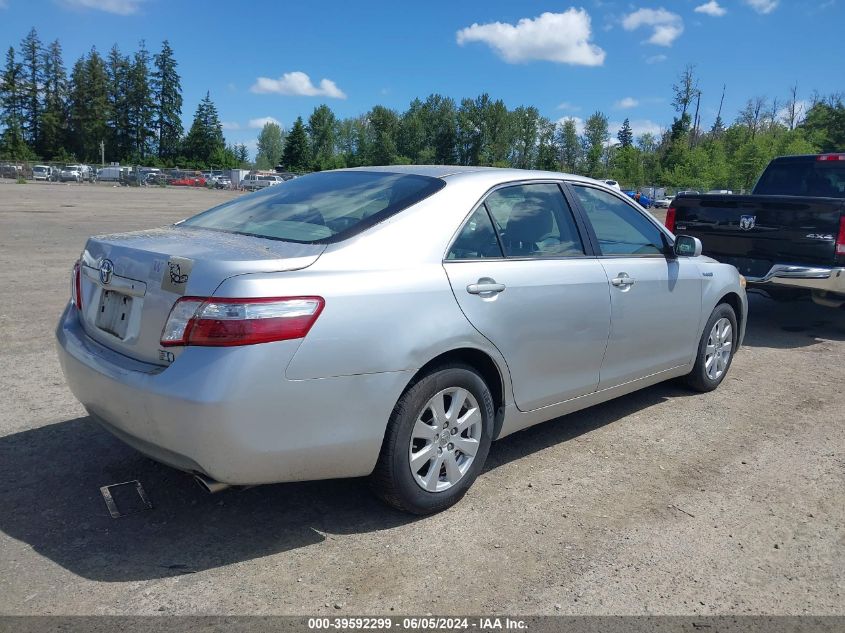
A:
[371, 364, 495, 514]
[684, 303, 738, 392]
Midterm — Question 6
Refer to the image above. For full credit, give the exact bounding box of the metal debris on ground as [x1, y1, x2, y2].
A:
[99, 480, 153, 518]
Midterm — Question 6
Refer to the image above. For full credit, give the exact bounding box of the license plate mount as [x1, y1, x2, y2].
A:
[96, 290, 133, 339]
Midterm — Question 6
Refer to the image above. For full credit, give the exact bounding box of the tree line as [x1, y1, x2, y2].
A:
[0, 28, 245, 168]
[2, 29, 843, 190]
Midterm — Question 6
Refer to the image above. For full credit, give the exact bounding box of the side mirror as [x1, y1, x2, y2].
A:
[674, 235, 703, 257]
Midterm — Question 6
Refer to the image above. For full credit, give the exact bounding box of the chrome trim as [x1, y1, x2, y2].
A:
[746, 264, 845, 294]
[82, 265, 147, 297]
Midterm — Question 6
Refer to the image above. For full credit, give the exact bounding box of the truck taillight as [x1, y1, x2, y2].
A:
[665, 207, 677, 233]
[71, 261, 82, 310]
[160, 296, 324, 347]
[836, 216, 845, 256]
[817, 154, 845, 162]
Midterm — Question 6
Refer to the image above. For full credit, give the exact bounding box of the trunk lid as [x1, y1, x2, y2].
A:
[77, 225, 324, 365]
[673, 195, 844, 277]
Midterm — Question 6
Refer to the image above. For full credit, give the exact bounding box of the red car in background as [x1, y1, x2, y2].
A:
[170, 171, 206, 187]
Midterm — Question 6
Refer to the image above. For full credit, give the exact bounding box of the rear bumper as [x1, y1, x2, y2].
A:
[747, 264, 845, 295]
[55, 304, 412, 485]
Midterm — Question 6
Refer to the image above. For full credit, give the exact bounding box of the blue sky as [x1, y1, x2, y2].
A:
[1, 0, 842, 157]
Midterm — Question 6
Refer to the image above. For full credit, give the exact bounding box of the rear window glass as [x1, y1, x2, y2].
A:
[754, 160, 845, 198]
[181, 171, 445, 243]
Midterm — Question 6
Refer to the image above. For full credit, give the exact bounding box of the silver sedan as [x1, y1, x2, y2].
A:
[56, 166, 747, 514]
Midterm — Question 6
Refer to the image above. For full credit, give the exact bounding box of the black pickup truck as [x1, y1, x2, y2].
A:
[667, 153, 845, 307]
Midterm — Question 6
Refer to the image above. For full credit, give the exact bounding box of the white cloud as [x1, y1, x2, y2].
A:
[745, 0, 779, 13]
[611, 119, 664, 139]
[57, 0, 146, 14]
[646, 54, 668, 64]
[221, 121, 240, 130]
[556, 116, 586, 136]
[456, 9, 606, 66]
[556, 101, 581, 111]
[615, 97, 639, 109]
[622, 8, 684, 47]
[695, 1, 727, 17]
[248, 116, 281, 129]
[250, 71, 347, 99]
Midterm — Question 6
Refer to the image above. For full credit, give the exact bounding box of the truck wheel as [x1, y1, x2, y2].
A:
[684, 303, 738, 393]
[371, 365, 494, 514]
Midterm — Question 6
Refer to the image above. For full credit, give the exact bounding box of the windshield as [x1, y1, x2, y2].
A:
[181, 170, 445, 243]
[754, 159, 845, 198]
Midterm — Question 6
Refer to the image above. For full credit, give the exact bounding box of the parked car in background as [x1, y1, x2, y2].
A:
[654, 196, 673, 209]
[1, 163, 24, 179]
[98, 166, 123, 182]
[624, 190, 653, 208]
[60, 165, 83, 182]
[32, 165, 52, 181]
[57, 166, 746, 514]
[144, 172, 171, 186]
[170, 172, 206, 187]
[214, 176, 232, 189]
[602, 179, 621, 191]
[677, 190, 700, 196]
[668, 153, 845, 307]
[241, 173, 284, 191]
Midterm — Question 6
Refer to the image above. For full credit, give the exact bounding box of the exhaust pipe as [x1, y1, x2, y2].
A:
[193, 473, 231, 494]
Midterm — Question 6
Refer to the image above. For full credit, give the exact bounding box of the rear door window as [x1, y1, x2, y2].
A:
[483, 183, 585, 258]
[447, 206, 503, 259]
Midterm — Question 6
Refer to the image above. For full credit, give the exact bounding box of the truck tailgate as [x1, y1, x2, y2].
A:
[673, 195, 843, 277]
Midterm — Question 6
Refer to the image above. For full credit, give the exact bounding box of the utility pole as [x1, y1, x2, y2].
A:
[100, 140, 105, 166]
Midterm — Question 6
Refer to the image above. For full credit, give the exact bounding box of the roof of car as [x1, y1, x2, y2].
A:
[338, 164, 597, 185]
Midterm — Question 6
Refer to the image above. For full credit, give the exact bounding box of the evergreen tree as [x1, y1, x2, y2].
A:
[367, 105, 399, 165]
[255, 121, 285, 169]
[127, 41, 155, 159]
[182, 91, 225, 166]
[557, 117, 580, 172]
[68, 48, 110, 161]
[40, 40, 68, 159]
[280, 117, 310, 170]
[152, 40, 183, 161]
[0, 46, 30, 158]
[535, 117, 558, 171]
[280, 116, 310, 171]
[617, 118, 634, 148]
[419, 94, 457, 164]
[106, 44, 131, 160]
[582, 111, 609, 177]
[510, 105, 540, 169]
[233, 142, 249, 166]
[19, 28, 43, 150]
[307, 104, 337, 170]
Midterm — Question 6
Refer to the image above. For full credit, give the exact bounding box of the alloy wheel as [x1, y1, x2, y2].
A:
[705, 317, 733, 381]
[408, 387, 483, 492]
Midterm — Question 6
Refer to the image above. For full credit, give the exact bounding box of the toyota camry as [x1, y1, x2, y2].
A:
[56, 166, 747, 514]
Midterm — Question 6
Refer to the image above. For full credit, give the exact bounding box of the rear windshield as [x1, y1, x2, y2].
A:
[181, 171, 445, 243]
[754, 159, 845, 198]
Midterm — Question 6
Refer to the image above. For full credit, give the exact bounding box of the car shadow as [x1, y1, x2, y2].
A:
[0, 381, 687, 583]
[742, 291, 845, 349]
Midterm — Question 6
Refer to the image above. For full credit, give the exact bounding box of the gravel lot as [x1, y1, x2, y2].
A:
[0, 181, 842, 616]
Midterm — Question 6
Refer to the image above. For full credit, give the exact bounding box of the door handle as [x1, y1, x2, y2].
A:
[467, 280, 506, 295]
[611, 273, 635, 287]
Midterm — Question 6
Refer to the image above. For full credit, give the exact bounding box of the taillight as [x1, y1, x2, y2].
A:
[160, 296, 324, 347]
[836, 216, 845, 256]
[665, 207, 677, 233]
[71, 261, 83, 310]
[817, 153, 845, 162]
